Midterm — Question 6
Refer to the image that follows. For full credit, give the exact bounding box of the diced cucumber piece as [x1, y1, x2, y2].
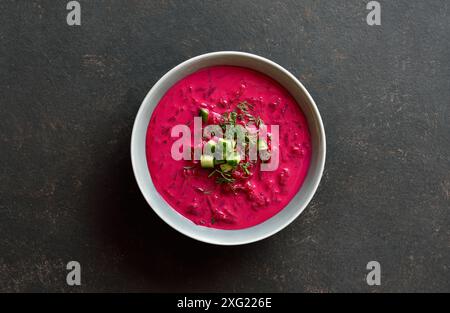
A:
[205, 140, 216, 155]
[226, 152, 241, 166]
[258, 139, 268, 151]
[199, 108, 209, 123]
[200, 155, 214, 168]
[220, 164, 233, 172]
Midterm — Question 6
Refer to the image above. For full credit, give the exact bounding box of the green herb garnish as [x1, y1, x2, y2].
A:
[216, 176, 235, 184]
[241, 162, 251, 176]
[229, 111, 237, 125]
[189, 102, 268, 188]
[208, 170, 218, 178]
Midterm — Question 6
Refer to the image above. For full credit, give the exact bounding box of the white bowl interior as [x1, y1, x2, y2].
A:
[131, 52, 326, 245]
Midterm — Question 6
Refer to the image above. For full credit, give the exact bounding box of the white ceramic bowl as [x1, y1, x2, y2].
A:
[131, 51, 326, 245]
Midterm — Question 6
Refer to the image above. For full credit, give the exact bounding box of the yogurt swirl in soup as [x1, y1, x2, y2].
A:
[146, 66, 311, 230]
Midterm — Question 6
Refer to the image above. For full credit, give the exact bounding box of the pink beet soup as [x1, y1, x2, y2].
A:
[146, 66, 311, 230]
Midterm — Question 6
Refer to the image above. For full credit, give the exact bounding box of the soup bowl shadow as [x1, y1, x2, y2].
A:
[92, 153, 271, 290]
[89, 89, 270, 290]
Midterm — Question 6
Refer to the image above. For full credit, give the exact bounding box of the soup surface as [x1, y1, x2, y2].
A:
[146, 66, 311, 229]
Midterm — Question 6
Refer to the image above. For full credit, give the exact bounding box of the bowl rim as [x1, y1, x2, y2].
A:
[131, 51, 326, 245]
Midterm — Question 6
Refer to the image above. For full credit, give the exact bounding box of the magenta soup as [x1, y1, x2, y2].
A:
[145, 66, 311, 230]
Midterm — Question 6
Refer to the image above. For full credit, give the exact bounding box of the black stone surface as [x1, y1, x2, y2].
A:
[0, 0, 449, 292]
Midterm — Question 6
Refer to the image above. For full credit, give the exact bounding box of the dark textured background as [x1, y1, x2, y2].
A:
[0, 0, 449, 292]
